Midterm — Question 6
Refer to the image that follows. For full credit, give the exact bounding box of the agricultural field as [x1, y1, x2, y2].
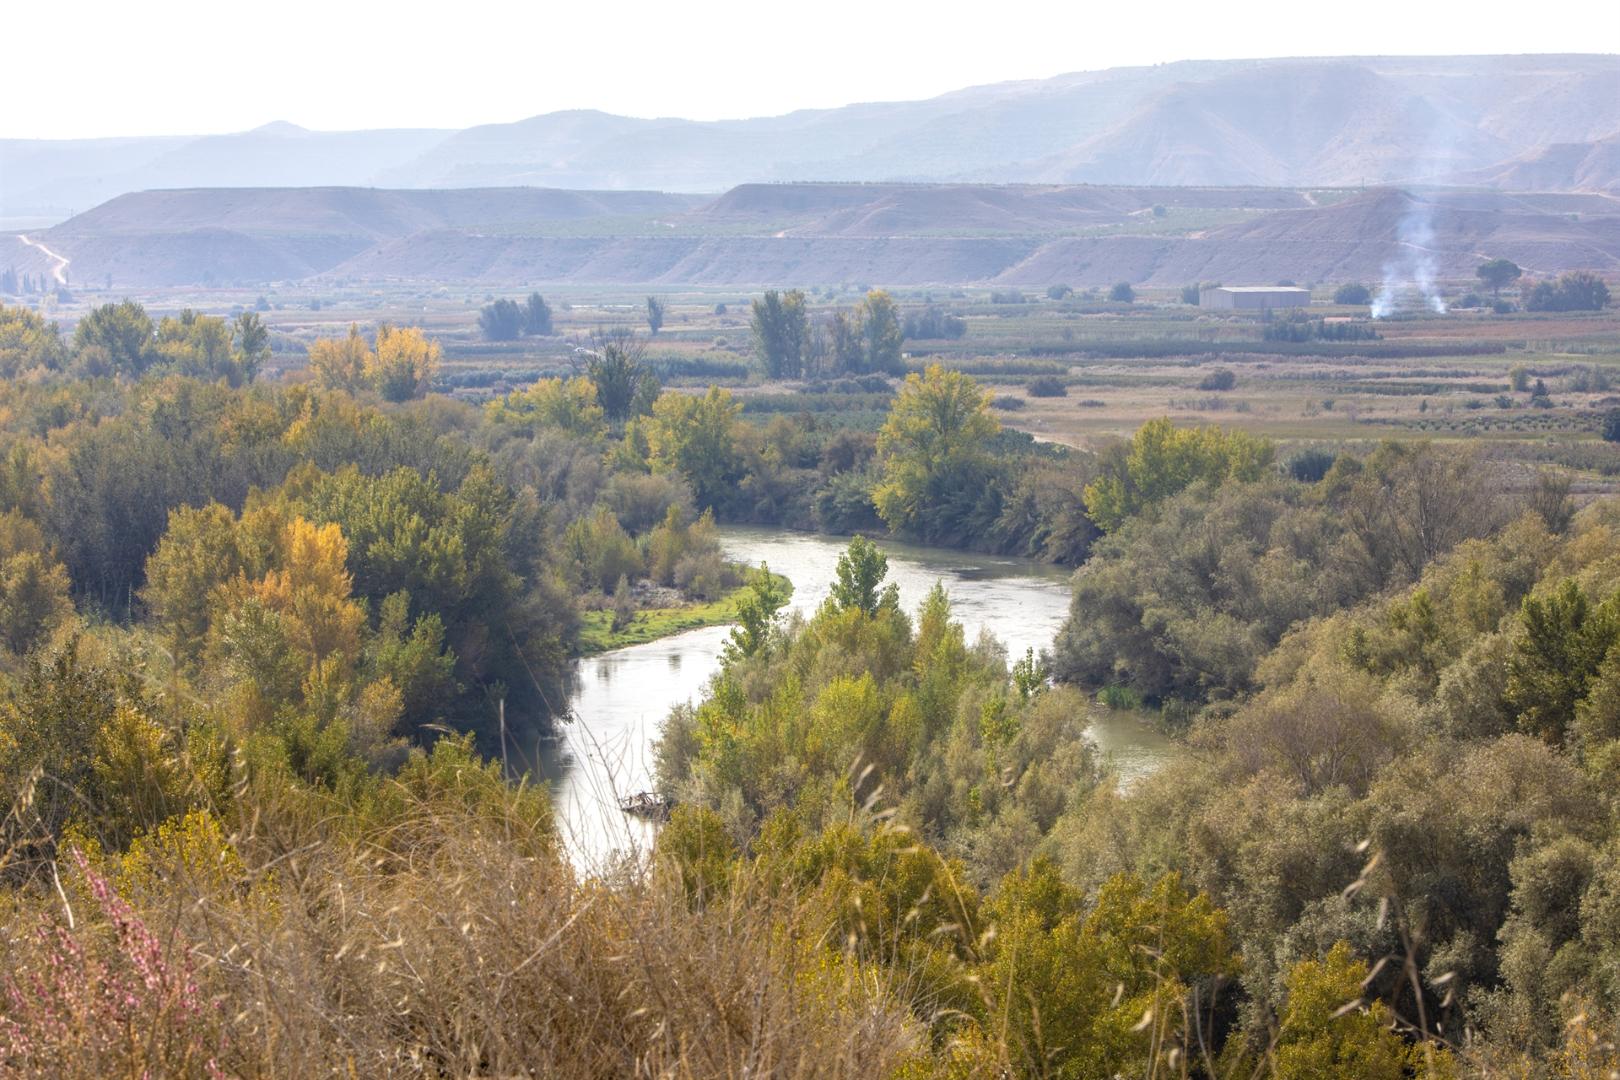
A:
[132, 280, 1617, 495]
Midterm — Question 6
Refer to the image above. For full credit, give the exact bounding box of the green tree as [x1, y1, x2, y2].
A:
[1271, 942, 1451, 1079]
[1476, 258, 1523, 298]
[0, 303, 65, 376]
[647, 387, 743, 511]
[154, 309, 236, 383]
[1082, 417, 1275, 532]
[872, 364, 999, 541]
[1527, 271, 1611, 313]
[750, 289, 808, 379]
[142, 503, 244, 668]
[977, 864, 1236, 1080]
[1506, 579, 1620, 744]
[858, 289, 903, 374]
[479, 299, 524, 341]
[1603, 408, 1620, 443]
[232, 311, 270, 384]
[723, 562, 788, 663]
[1109, 281, 1136, 303]
[0, 549, 72, 657]
[828, 535, 895, 618]
[1334, 282, 1373, 305]
[645, 295, 666, 336]
[523, 292, 553, 336]
[829, 309, 863, 374]
[486, 376, 606, 439]
[585, 329, 652, 422]
[73, 299, 154, 376]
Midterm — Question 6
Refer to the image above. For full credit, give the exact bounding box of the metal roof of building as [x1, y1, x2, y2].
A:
[1209, 286, 1312, 293]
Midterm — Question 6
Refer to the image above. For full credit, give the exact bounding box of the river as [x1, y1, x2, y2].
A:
[543, 527, 1174, 868]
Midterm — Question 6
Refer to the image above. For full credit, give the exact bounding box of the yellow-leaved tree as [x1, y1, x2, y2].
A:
[306, 323, 373, 394]
[1082, 417, 1274, 531]
[254, 517, 365, 667]
[366, 324, 440, 402]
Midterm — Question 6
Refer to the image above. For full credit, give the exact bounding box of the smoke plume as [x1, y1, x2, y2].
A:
[1371, 193, 1447, 318]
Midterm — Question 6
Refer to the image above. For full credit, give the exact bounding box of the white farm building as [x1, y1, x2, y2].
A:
[1200, 286, 1312, 310]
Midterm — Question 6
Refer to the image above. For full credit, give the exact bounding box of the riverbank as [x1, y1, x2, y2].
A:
[575, 572, 794, 655]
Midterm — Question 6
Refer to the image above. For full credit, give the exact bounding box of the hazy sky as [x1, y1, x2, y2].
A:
[6, 0, 1618, 139]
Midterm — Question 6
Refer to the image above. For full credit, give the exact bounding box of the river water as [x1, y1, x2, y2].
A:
[544, 527, 1173, 868]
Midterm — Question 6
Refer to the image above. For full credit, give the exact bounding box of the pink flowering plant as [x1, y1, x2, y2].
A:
[0, 850, 227, 1078]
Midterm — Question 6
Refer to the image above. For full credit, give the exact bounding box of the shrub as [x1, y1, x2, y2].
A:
[1046, 284, 1074, 301]
[1333, 283, 1372, 305]
[1109, 282, 1135, 303]
[1026, 375, 1068, 398]
[673, 550, 739, 601]
[1198, 368, 1237, 392]
[1603, 409, 1620, 443]
[991, 395, 1026, 411]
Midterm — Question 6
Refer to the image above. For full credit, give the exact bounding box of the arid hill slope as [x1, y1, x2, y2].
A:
[10, 184, 1620, 289]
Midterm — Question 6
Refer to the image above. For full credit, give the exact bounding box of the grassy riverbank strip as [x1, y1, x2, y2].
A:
[576, 573, 793, 655]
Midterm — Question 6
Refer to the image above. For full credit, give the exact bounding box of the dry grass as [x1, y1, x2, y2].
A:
[0, 768, 924, 1078]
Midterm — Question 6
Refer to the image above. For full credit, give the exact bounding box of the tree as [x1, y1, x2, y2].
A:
[645, 296, 666, 336]
[153, 309, 248, 384]
[479, 299, 525, 341]
[1334, 283, 1373, 305]
[723, 562, 788, 663]
[1506, 579, 1619, 744]
[523, 292, 553, 336]
[0, 303, 65, 376]
[859, 289, 903, 374]
[1604, 408, 1620, 443]
[1477, 258, 1523, 298]
[1046, 284, 1073, 301]
[584, 329, 652, 422]
[872, 364, 1000, 541]
[750, 290, 808, 379]
[73, 299, 154, 376]
[829, 310, 863, 375]
[232, 311, 270, 384]
[1526, 271, 1611, 313]
[646, 387, 743, 511]
[828, 536, 893, 618]
[1271, 942, 1450, 1079]
[0, 548, 72, 657]
[1082, 417, 1275, 532]
[1109, 281, 1136, 303]
[367, 325, 440, 402]
[142, 503, 244, 667]
[306, 324, 372, 394]
[487, 376, 605, 438]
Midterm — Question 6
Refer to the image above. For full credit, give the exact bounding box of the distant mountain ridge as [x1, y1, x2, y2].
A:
[5, 55, 1619, 222]
[6, 182, 1617, 289]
